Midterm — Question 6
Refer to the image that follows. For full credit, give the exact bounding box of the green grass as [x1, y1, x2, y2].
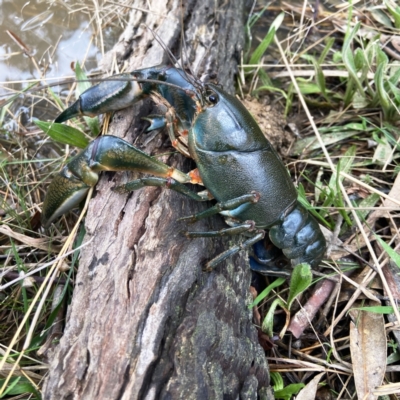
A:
[1, 0, 400, 398]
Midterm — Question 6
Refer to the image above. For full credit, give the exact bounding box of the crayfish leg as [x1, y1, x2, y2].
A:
[185, 220, 257, 238]
[113, 177, 207, 201]
[179, 192, 260, 223]
[204, 231, 265, 271]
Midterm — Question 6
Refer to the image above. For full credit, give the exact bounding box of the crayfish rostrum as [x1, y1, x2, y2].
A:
[42, 65, 326, 271]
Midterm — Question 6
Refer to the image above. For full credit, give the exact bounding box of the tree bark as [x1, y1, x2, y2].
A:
[43, 1, 273, 399]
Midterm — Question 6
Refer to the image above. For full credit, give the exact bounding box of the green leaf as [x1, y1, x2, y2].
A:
[84, 115, 100, 136]
[354, 193, 380, 221]
[47, 86, 64, 110]
[287, 263, 312, 309]
[387, 350, 400, 365]
[270, 372, 284, 391]
[248, 277, 285, 308]
[74, 62, 100, 135]
[385, 0, 400, 28]
[318, 37, 335, 64]
[75, 61, 91, 95]
[352, 305, 400, 314]
[342, 22, 364, 94]
[374, 234, 400, 268]
[262, 298, 287, 337]
[35, 121, 89, 148]
[255, 85, 288, 99]
[0, 377, 40, 398]
[297, 186, 328, 226]
[370, 8, 394, 27]
[374, 49, 391, 113]
[290, 130, 360, 156]
[328, 145, 356, 191]
[372, 135, 392, 166]
[325, 146, 355, 226]
[248, 12, 284, 65]
[274, 383, 306, 399]
[388, 62, 400, 86]
[297, 81, 323, 95]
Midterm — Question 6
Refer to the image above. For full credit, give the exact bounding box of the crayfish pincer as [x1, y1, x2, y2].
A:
[42, 65, 326, 270]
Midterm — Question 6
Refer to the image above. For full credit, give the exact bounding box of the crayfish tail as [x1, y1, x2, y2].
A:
[269, 202, 326, 269]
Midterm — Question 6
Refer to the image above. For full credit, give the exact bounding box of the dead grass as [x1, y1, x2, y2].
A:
[1, 0, 400, 398]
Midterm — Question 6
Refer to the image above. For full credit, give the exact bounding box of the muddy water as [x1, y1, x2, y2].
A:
[0, 0, 121, 94]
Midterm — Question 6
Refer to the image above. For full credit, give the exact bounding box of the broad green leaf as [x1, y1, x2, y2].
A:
[35, 121, 89, 148]
[248, 277, 285, 308]
[287, 263, 312, 309]
[352, 90, 369, 109]
[297, 81, 323, 95]
[370, 8, 394, 27]
[354, 48, 365, 71]
[354, 193, 380, 221]
[0, 377, 40, 398]
[387, 350, 400, 365]
[385, 0, 400, 29]
[374, 234, 400, 268]
[388, 81, 400, 106]
[0, 376, 21, 397]
[290, 130, 360, 156]
[388, 62, 400, 85]
[274, 383, 306, 400]
[319, 120, 367, 132]
[352, 305, 400, 314]
[372, 135, 392, 166]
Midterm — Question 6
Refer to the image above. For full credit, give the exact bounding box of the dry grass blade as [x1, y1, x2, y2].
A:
[274, 34, 400, 328]
[0, 225, 61, 253]
[2, 0, 400, 397]
[0, 188, 93, 397]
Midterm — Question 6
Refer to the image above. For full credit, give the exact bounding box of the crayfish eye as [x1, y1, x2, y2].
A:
[206, 91, 219, 105]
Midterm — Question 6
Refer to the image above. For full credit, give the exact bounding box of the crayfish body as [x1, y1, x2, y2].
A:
[42, 65, 326, 271]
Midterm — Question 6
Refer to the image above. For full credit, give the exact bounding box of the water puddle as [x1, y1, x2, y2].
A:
[0, 0, 121, 95]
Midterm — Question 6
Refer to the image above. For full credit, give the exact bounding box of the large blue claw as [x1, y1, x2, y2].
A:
[55, 73, 143, 123]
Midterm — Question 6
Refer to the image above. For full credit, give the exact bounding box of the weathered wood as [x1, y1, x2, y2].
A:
[43, 1, 273, 399]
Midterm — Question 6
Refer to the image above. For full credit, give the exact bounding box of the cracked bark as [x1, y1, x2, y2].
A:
[43, 1, 273, 399]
